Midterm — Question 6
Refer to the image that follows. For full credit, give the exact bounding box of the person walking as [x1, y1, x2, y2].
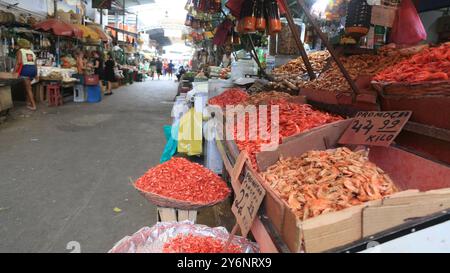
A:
[15, 39, 37, 111]
[176, 65, 186, 82]
[162, 60, 168, 78]
[156, 58, 163, 80]
[149, 58, 156, 80]
[104, 53, 116, 95]
[167, 60, 175, 79]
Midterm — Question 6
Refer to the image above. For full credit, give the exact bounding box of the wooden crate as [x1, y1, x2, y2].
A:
[157, 207, 197, 223]
[253, 121, 450, 252]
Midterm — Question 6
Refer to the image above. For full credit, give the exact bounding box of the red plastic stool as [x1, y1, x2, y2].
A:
[47, 83, 63, 107]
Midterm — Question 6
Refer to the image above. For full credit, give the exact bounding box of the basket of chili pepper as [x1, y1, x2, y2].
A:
[134, 157, 231, 210]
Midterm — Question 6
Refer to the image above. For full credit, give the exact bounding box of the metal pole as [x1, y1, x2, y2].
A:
[54, 0, 57, 17]
[248, 34, 271, 79]
[123, 0, 126, 31]
[282, 0, 315, 80]
[296, 0, 359, 100]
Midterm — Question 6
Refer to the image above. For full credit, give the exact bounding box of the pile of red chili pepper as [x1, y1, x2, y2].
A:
[135, 157, 230, 204]
[162, 234, 242, 253]
[234, 99, 343, 169]
[373, 43, 450, 83]
[208, 88, 249, 108]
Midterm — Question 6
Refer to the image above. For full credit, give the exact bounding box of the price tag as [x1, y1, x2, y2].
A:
[231, 170, 266, 237]
[339, 111, 412, 147]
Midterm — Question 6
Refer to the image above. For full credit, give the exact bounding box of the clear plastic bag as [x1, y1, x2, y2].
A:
[109, 221, 259, 253]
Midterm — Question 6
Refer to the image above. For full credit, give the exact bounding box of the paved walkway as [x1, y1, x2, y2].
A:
[0, 80, 177, 252]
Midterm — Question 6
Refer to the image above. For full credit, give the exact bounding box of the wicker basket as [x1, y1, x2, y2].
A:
[372, 80, 450, 97]
[134, 184, 230, 210]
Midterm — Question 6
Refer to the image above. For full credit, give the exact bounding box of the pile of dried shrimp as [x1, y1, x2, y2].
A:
[261, 147, 398, 220]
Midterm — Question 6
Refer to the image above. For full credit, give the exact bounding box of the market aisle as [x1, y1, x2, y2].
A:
[0, 80, 178, 252]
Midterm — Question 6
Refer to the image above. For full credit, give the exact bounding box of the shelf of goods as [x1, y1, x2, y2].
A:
[211, 88, 450, 253]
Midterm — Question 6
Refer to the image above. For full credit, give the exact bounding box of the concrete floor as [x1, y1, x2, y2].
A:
[0, 80, 179, 253]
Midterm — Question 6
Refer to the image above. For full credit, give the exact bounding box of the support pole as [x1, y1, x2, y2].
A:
[296, 0, 359, 100]
[54, 0, 57, 17]
[123, 0, 126, 31]
[282, 0, 315, 80]
[248, 34, 271, 80]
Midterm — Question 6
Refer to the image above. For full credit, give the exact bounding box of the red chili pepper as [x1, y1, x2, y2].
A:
[135, 157, 230, 204]
[162, 234, 242, 253]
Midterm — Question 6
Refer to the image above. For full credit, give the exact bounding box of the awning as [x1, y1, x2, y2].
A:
[34, 19, 83, 38]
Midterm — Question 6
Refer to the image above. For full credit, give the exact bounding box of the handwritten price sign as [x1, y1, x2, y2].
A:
[339, 111, 412, 147]
[231, 171, 266, 237]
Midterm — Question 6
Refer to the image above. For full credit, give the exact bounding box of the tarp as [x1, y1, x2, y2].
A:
[34, 19, 83, 38]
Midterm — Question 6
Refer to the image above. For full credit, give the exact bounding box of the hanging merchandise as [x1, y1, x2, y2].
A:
[255, 0, 266, 31]
[213, 19, 233, 46]
[226, 0, 286, 18]
[266, 0, 282, 34]
[232, 29, 241, 44]
[241, 0, 257, 33]
[390, 0, 427, 45]
[345, 0, 372, 39]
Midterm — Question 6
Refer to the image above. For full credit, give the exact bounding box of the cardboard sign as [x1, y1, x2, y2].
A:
[339, 111, 412, 147]
[371, 5, 397, 28]
[231, 151, 248, 188]
[231, 170, 266, 237]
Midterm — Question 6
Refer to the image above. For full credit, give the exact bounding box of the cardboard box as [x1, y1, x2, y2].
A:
[56, 11, 71, 23]
[252, 119, 450, 252]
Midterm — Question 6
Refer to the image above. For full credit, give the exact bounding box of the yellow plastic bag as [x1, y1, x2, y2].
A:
[178, 108, 203, 156]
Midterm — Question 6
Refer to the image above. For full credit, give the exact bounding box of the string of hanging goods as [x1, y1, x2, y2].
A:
[345, 0, 372, 39]
[236, 0, 282, 35]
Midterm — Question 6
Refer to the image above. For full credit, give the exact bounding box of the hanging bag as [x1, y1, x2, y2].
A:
[390, 0, 427, 45]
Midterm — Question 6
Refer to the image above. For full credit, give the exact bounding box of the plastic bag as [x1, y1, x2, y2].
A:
[109, 221, 259, 253]
[178, 108, 203, 156]
[390, 0, 427, 45]
[159, 123, 179, 164]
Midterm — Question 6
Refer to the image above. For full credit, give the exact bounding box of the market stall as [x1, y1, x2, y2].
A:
[132, 0, 450, 253]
